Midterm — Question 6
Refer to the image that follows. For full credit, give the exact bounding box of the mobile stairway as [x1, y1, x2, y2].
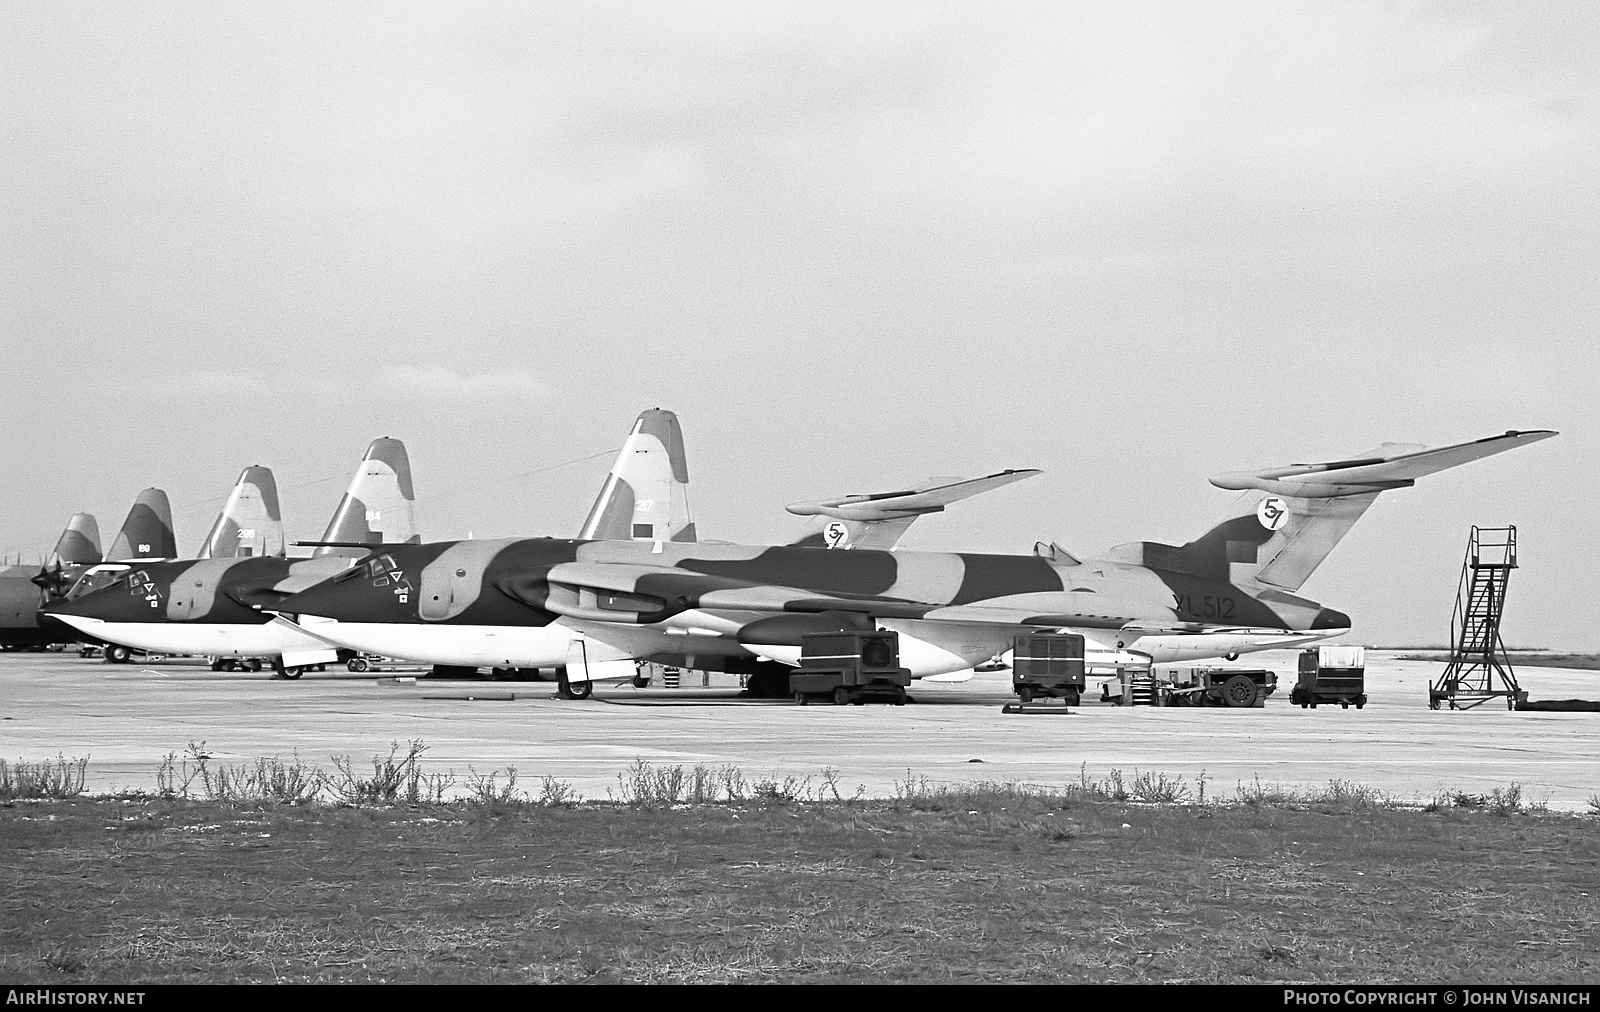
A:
[1430, 526, 1524, 711]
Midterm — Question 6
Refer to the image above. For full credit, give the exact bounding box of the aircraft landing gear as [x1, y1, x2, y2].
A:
[271, 657, 305, 680]
[556, 667, 592, 700]
[103, 644, 131, 664]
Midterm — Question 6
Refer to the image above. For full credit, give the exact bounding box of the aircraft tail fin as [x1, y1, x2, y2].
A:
[579, 408, 696, 543]
[49, 513, 102, 566]
[314, 438, 420, 558]
[107, 489, 177, 561]
[1106, 430, 1556, 592]
[199, 465, 286, 559]
[786, 469, 1041, 549]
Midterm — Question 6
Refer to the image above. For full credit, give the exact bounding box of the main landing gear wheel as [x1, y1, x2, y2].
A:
[556, 669, 592, 700]
[1221, 674, 1259, 708]
[103, 644, 131, 664]
[347, 657, 370, 673]
[272, 658, 304, 680]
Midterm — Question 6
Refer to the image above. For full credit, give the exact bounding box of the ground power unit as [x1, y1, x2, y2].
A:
[790, 631, 912, 705]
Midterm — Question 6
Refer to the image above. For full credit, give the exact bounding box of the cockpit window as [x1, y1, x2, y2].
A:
[334, 553, 398, 584]
[65, 567, 131, 600]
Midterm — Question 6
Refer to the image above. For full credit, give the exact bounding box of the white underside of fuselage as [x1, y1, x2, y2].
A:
[272, 615, 1348, 678]
[50, 615, 333, 658]
[1092, 628, 1344, 665]
[287, 618, 576, 669]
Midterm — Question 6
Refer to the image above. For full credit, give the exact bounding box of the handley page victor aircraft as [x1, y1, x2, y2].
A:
[252, 430, 1553, 695]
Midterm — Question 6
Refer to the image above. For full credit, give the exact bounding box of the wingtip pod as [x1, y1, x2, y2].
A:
[50, 513, 102, 566]
[107, 488, 177, 561]
[314, 439, 420, 557]
[579, 408, 695, 543]
[199, 465, 287, 559]
[1208, 430, 1558, 498]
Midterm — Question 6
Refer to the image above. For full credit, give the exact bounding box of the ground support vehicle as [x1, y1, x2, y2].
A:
[1099, 666, 1162, 705]
[1011, 632, 1085, 705]
[790, 631, 912, 706]
[208, 656, 264, 672]
[1102, 666, 1277, 707]
[1162, 667, 1277, 707]
[1291, 646, 1367, 709]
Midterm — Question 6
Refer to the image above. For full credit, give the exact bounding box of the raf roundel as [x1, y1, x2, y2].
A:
[1256, 496, 1288, 531]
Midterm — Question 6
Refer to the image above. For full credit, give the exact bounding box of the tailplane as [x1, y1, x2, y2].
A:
[579, 408, 696, 543]
[107, 489, 177, 561]
[199, 465, 286, 559]
[1105, 430, 1557, 592]
[786, 469, 1041, 549]
[49, 513, 102, 566]
[313, 438, 420, 557]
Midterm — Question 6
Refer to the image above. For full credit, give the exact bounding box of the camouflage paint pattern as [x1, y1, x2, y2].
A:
[49, 513, 101, 566]
[579, 408, 696, 544]
[198, 466, 286, 560]
[314, 437, 421, 557]
[107, 488, 177, 561]
[43, 437, 418, 657]
[1, 514, 104, 646]
[271, 429, 1554, 676]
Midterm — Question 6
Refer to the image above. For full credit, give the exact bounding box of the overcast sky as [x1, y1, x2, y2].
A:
[2, 2, 1594, 647]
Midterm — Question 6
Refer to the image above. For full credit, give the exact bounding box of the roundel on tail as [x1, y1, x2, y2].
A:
[1257, 496, 1288, 531]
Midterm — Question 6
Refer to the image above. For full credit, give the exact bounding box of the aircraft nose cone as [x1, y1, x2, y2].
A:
[41, 593, 95, 620]
[1312, 606, 1352, 630]
[35, 611, 84, 639]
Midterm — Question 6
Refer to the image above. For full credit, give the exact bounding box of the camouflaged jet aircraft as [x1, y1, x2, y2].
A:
[262, 429, 1555, 699]
[45, 437, 422, 673]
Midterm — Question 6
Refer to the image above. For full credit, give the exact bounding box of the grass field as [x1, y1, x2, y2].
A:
[4, 768, 1598, 984]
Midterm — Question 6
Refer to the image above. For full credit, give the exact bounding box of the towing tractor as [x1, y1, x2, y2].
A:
[1011, 632, 1086, 704]
[790, 631, 912, 705]
[1290, 646, 1367, 709]
[1102, 665, 1278, 707]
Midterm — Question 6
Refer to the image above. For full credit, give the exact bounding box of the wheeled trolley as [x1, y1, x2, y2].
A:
[790, 631, 912, 706]
[1290, 646, 1367, 709]
[1011, 632, 1085, 705]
